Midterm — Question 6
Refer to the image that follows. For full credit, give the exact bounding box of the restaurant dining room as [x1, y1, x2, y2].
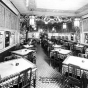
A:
[1, 0, 88, 88]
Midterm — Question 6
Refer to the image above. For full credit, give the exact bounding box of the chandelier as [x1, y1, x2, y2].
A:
[36, 16, 72, 24]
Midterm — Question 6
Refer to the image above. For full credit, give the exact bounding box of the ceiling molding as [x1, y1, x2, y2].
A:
[75, 4, 88, 16]
[28, 10, 76, 17]
[35, 8, 75, 13]
[82, 14, 88, 18]
[1, 0, 19, 15]
[27, 1, 88, 17]
[76, 9, 88, 17]
[7, 0, 88, 17]
[76, 4, 88, 13]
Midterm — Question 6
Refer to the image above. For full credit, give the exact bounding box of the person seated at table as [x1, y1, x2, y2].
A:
[28, 39, 32, 45]
[32, 39, 37, 47]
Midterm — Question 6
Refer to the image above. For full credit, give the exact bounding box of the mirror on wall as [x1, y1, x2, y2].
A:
[84, 33, 88, 44]
[5, 31, 11, 47]
[10, 32, 15, 45]
[0, 31, 4, 50]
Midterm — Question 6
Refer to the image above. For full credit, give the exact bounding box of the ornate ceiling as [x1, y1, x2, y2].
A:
[9, 0, 88, 17]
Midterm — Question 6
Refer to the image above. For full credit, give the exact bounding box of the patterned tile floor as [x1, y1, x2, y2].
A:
[34, 45, 63, 88]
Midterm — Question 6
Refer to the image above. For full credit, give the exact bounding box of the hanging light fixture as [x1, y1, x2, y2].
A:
[74, 18, 80, 27]
[63, 23, 67, 29]
[29, 15, 35, 26]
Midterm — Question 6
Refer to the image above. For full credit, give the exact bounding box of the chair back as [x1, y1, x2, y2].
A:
[53, 51, 58, 59]
[68, 64, 82, 78]
[62, 63, 68, 75]
[18, 68, 32, 88]
[82, 70, 88, 88]
[62, 36, 64, 40]
[70, 44, 74, 51]
[65, 36, 68, 40]
[85, 48, 88, 54]
[78, 53, 88, 58]
[0, 73, 19, 88]
[62, 64, 83, 88]
[4, 54, 17, 61]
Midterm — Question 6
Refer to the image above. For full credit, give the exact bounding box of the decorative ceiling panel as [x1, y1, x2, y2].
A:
[9, 0, 88, 16]
[36, 0, 88, 10]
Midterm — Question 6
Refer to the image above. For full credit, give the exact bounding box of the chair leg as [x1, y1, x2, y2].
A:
[33, 78, 36, 88]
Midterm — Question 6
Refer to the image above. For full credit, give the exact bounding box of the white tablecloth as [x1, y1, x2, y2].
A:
[53, 44, 62, 48]
[23, 44, 33, 48]
[12, 49, 35, 56]
[48, 41, 53, 44]
[51, 48, 71, 55]
[63, 56, 88, 70]
[75, 44, 84, 48]
[0, 58, 37, 79]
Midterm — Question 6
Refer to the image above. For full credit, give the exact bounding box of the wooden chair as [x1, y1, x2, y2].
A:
[81, 70, 88, 88]
[65, 36, 68, 40]
[63, 42, 69, 49]
[59, 54, 67, 61]
[59, 64, 69, 87]
[15, 44, 24, 50]
[85, 48, 88, 54]
[4, 54, 17, 61]
[54, 52, 63, 72]
[78, 53, 88, 59]
[62, 64, 83, 88]
[70, 44, 74, 51]
[48, 45, 54, 57]
[27, 51, 36, 64]
[50, 51, 57, 68]
[18, 68, 32, 88]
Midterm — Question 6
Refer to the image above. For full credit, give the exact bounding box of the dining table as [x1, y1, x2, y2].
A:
[23, 44, 34, 48]
[0, 58, 37, 87]
[51, 48, 71, 55]
[11, 49, 35, 57]
[74, 44, 84, 52]
[63, 55, 88, 70]
[53, 44, 62, 48]
[11, 49, 36, 61]
[50, 48, 72, 60]
[62, 55, 88, 75]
